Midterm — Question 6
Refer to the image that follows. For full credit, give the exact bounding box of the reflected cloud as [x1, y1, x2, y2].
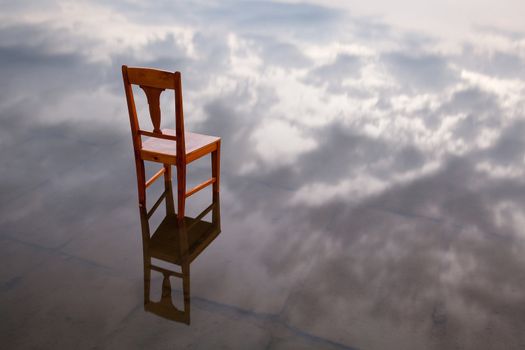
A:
[1, 0, 525, 348]
[304, 54, 364, 94]
[274, 160, 525, 349]
[382, 52, 459, 92]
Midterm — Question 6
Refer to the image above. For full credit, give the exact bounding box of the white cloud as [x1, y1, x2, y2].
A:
[251, 119, 317, 165]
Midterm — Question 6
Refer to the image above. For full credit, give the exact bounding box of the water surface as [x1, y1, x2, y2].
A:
[1, 1, 525, 349]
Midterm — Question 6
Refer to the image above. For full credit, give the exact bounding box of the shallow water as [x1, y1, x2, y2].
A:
[1, 1, 525, 349]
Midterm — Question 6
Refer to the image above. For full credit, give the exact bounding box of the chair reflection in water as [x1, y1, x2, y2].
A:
[141, 186, 221, 324]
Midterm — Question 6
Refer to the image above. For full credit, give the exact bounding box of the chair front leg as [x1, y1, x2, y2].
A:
[139, 205, 151, 306]
[176, 163, 186, 222]
[164, 164, 175, 215]
[182, 263, 190, 324]
[135, 158, 147, 208]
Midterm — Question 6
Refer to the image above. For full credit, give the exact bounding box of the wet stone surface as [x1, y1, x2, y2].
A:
[1, 1, 525, 349]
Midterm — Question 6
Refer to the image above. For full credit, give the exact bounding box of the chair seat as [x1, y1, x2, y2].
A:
[141, 128, 220, 164]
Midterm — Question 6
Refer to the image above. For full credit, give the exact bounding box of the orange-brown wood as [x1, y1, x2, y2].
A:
[127, 67, 176, 89]
[138, 130, 177, 141]
[212, 140, 220, 193]
[140, 86, 164, 133]
[173, 71, 187, 222]
[164, 164, 175, 215]
[177, 161, 187, 221]
[145, 167, 165, 188]
[122, 66, 142, 152]
[136, 159, 146, 207]
[140, 129, 219, 164]
[122, 65, 221, 222]
[185, 177, 216, 198]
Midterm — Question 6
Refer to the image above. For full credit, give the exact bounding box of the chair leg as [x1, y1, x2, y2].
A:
[212, 141, 221, 193]
[143, 257, 151, 305]
[139, 205, 151, 306]
[176, 164, 186, 222]
[212, 191, 220, 226]
[164, 164, 175, 215]
[136, 158, 147, 208]
[182, 263, 190, 324]
[176, 219, 190, 324]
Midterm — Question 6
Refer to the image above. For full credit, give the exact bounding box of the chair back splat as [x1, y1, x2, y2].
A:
[122, 66, 186, 163]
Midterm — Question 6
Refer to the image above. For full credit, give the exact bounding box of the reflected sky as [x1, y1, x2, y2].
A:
[1, 1, 525, 349]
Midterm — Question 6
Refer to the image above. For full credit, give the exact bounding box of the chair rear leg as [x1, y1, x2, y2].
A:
[212, 141, 221, 193]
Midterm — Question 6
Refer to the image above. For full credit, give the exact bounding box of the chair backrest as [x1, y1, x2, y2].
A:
[122, 65, 185, 162]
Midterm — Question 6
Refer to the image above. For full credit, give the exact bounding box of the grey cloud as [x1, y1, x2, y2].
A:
[307, 124, 425, 181]
[100, 0, 341, 42]
[0, 0, 59, 11]
[0, 23, 117, 154]
[346, 16, 392, 43]
[242, 121, 429, 192]
[0, 22, 131, 222]
[409, 86, 502, 131]
[107, 32, 217, 92]
[474, 25, 525, 41]
[480, 51, 525, 78]
[264, 155, 525, 348]
[200, 1, 340, 39]
[0, 46, 95, 100]
[0, 25, 104, 102]
[248, 35, 312, 69]
[304, 54, 365, 94]
[459, 45, 525, 79]
[394, 145, 426, 172]
[300, 123, 388, 181]
[444, 87, 500, 115]
[444, 88, 502, 140]
[243, 123, 384, 190]
[476, 120, 525, 166]
[382, 52, 459, 92]
[192, 84, 279, 187]
[398, 31, 441, 51]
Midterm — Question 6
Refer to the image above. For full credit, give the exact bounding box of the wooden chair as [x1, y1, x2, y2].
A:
[122, 65, 221, 222]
